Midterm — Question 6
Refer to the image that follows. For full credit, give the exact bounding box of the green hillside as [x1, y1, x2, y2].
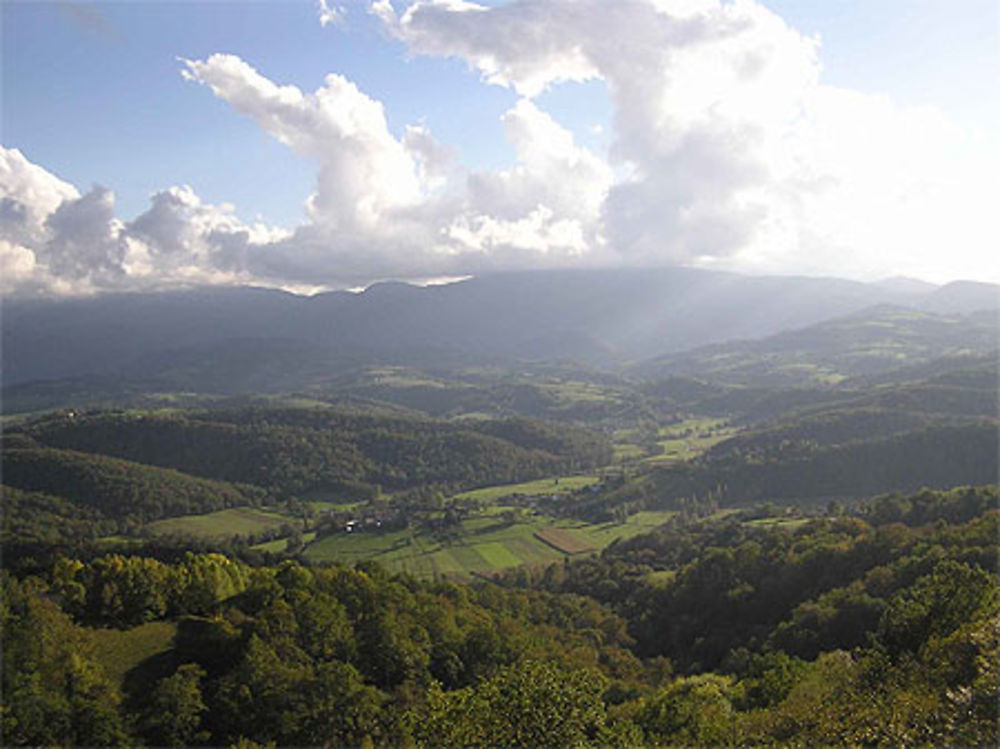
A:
[3, 488, 996, 747]
[1, 447, 258, 524]
[21, 407, 611, 496]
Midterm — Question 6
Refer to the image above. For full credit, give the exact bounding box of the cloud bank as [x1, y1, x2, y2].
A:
[2, 0, 996, 296]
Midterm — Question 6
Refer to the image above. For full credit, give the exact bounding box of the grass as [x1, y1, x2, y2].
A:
[538, 380, 625, 404]
[304, 516, 562, 577]
[642, 418, 736, 464]
[613, 417, 740, 466]
[645, 569, 677, 586]
[613, 443, 647, 461]
[744, 517, 810, 530]
[302, 509, 676, 579]
[453, 475, 600, 503]
[251, 531, 318, 552]
[360, 368, 454, 389]
[145, 506, 291, 539]
[475, 542, 525, 568]
[534, 527, 596, 555]
[90, 621, 177, 688]
[305, 499, 362, 512]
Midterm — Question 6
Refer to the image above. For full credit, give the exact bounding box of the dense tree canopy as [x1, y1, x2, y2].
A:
[2, 487, 997, 747]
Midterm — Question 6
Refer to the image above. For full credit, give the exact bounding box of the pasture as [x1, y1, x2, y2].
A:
[643, 417, 735, 464]
[251, 531, 318, 552]
[302, 509, 676, 579]
[453, 474, 601, 503]
[145, 506, 290, 539]
[534, 527, 596, 554]
[744, 516, 811, 530]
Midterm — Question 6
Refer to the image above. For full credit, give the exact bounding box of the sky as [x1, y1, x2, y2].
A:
[2, 0, 998, 297]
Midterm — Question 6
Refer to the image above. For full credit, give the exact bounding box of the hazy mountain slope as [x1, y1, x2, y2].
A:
[1, 285, 301, 384]
[3, 267, 950, 387]
[920, 280, 999, 314]
[634, 305, 998, 387]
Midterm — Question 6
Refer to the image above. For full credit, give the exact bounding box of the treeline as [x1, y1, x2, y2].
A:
[705, 407, 944, 459]
[19, 407, 611, 496]
[706, 423, 998, 504]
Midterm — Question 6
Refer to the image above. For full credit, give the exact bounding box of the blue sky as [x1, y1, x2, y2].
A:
[4, 1, 523, 224]
[2, 1, 998, 294]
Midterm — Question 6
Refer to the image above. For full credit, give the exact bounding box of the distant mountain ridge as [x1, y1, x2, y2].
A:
[633, 304, 999, 387]
[3, 267, 997, 387]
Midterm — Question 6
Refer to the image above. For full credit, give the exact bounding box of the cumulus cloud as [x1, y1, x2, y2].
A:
[42, 186, 127, 281]
[0, 146, 286, 295]
[181, 54, 425, 233]
[2, 0, 997, 295]
[384, 0, 999, 279]
[317, 0, 345, 27]
[449, 98, 612, 260]
[382, 0, 819, 269]
[0, 148, 79, 248]
[177, 53, 612, 286]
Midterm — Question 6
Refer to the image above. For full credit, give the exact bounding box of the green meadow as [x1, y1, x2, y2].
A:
[453, 474, 601, 503]
[743, 516, 811, 530]
[643, 417, 735, 464]
[145, 506, 291, 539]
[302, 510, 676, 579]
[251, 531, 318, 553]
[90, 621, 178, 689]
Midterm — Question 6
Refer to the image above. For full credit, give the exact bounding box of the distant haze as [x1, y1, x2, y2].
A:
[4, 267, 997, 387]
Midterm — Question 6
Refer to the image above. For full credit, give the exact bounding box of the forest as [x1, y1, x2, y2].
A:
[2, 486, 997, 747]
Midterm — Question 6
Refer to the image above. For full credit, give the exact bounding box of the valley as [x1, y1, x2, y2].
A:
[2, 272, 997, 748]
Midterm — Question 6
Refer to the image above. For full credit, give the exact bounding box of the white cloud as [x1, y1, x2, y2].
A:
[0, 146, 283, 295]
[403, 123, 454, 192]
[381, 0, 600, 98]
[449, 98, 612, 261]
[385, 0, 825, 268]
[0, 240, 38, 294]
[179, 53, 613, 285]
[384, 0, 1000, 281]
[42, 186, 128, 281]
[181, 54, 425, 233]
[317, 0, 345, 27]
[445, 204, 587, 256]
[0, 148, 79, 250]
[2, 0, 997, 296]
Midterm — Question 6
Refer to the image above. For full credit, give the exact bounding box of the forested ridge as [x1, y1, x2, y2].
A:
[581, 421, 998, 520]
[1, 447, 259, 525]
[17, 407, 610, 494]
[0, 407, 611, 553]
[2, 487, 997, 747]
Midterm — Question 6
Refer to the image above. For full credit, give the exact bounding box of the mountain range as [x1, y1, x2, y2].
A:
[4, 268, 997, 390]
